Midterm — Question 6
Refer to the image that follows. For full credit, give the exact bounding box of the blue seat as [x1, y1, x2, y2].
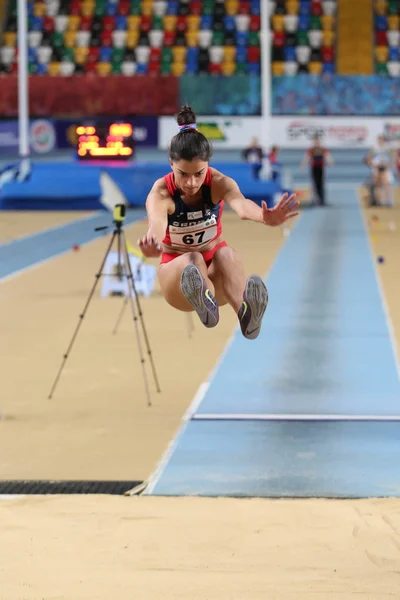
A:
[105, 2, 117, 15]
[185, 63, 197, 74]
[236, 31, 248, 46]
[186, 47, 199, 62]
[166, 1, 178, 15]
[223, 15, 236, 31]
[375, 15, 387, 31]
[36, 63, 48, 74]
[247, 62, 260, 75]
[99, 46, 112, 62]
[136, 62, 148, 74]
[30, 16, 43, 31]
[389, 47, 399, 61]
[298, 15, 310, 30]
[250, 0, 260, 15]
[28, 47, 37, 62]
[284, 47, 296, 61]
[200, 15, 213, 29]
[236, 46, 247, 62]
[299, 1, 311, 16]
[27, 2, 34, 16]
[115, 16, 127, 30]
[322, 62, 335, 74]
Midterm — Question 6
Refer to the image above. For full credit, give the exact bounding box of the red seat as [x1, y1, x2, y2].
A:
[69, 1, 80, 15]
[148, 61, 160, 75]
[273, 31, 285, 47]
[88, 46, 100, 61]
[85, 61, 97, 73]
[100, 30, 113, 46]
[163, 31, 176, 46]
[119, 1, 130, 16]
[177, 16, 187, 32]
[189, 1, 202, 15]
[239, 1, 250, 14]
[140, 15, 152, 32]
[80, 16, 93, 31]
[103, 16, 115, 31]
[249, 15, 260, 31]
[150, 47, 161, 61]
[322, 46, 334, 62]
[209, 63, 222, 74]
[376, 30, 387, 46]
[43, 16, 54, 33]
[247, 46, 260, 62]
[311, 1, 323, 16]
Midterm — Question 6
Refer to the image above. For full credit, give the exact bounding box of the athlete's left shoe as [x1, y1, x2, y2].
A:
[238, 275, 268, 340]
[181, 264, 219, 328]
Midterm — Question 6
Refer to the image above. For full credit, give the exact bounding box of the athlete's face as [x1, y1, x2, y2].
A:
[170, 159, 208, 196]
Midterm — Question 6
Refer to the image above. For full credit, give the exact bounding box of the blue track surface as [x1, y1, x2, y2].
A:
[147, 186, 400, 498]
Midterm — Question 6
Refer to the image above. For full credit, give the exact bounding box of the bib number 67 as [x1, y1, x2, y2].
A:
[182, 231, 205, 245]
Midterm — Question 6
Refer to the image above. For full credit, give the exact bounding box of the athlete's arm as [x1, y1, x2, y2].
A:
[218, 175, 300, 227]
[138, 181, 171, 258]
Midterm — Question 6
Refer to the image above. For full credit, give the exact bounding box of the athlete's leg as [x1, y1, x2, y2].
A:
[209, 245, 268, 340]
[158, 252, 219, 327]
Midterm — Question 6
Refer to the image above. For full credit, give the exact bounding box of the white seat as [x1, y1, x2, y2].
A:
[309, 30, 323, 48]
[235, 14, 250, 32]
[296, 45, 311, 64]
[388, 61, 400, 76]
[153, 0, 167, 16]
[121, 60, 137, 75]
[36, 45, 52, 64]
[60, 60, 75, 75]
[135, 45, 150, 63]
[149, 30, 164, 47]
[322, 0, 336, 16]
[76, 30, 91, 47]
[209, 45, 224, 63]
[112, 30, 127, 48]
[198, 30, 212, 48]
[55, 15, 68, 32]
[284, 15, 298, 33]
[28, 31, 43, 48]
[388, 30, 400, 47]
[0, 46, 15, 64]
[46, 0, 60, 17]
[284, 61, 299, 76]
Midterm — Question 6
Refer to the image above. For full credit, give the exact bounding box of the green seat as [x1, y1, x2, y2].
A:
[112, 61, 122, 74]
[160, 62, 172, 75]
[29, 62, 37, 74]
[248, 31, 259, 46]
[212, 30, 224, 45]
[62, 47, 74, 61]
[95, 4, 106, 16]
[235, 63, 247, 75]
[52, 32, 64, 48]
[388, 1, 398, 15]
[112, 48, 124, 63]
[376, 61, 388, 75]
[310, 16, 321, 29]
[297, 31, 309, 45]
[130, 0, 141, 14]
[161, 47, 172, 64]
[152, 15, 163, 30]
[202, 0, 215, 15]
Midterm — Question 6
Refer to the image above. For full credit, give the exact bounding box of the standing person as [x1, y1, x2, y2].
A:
[369, 135, 394, 207]
[138, 105, 299, 340]
[242, 136, 264, 180]
[301, 135, 334, 206]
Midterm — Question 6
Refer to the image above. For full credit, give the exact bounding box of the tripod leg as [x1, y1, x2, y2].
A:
[123, 257, 152, 407]
[186, 312, 195, 338]
[48, 231, 117, 399]
[112, 295, 129, 335]
[122, 231, 161, 393]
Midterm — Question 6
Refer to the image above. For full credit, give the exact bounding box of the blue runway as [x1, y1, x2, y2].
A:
[147, 187, 400, 498]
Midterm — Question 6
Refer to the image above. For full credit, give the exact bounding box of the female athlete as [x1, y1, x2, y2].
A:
[138, 106, 299, 340]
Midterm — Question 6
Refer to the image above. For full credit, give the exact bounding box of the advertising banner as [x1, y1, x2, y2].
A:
[0, 119, 56, 154]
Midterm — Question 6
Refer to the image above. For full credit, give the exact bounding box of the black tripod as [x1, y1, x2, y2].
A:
[48, 204, 161, 407]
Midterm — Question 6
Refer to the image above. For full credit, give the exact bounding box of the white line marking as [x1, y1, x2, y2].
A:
[357, 187, 400, 381]
[191, 414, 400, 422]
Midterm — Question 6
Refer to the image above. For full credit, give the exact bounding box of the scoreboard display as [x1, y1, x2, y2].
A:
[76, 122, 134, 160]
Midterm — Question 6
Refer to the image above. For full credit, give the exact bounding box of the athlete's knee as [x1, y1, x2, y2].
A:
[186, 251, 206, 267]
[213, 245, 237, 264]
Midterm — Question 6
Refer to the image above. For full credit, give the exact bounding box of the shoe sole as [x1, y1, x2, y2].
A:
[181, 264, 219, 328]
[243, 275, 268, 339]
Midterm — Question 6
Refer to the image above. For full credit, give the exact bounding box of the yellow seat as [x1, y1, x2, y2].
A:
[309, 61, 322, 75]
[67, 15, 81, 31]
[272, 14, 285, 32]
[126, 31, 139, 48]
[286, 0, 299, 15]
[321, 15, 335, 30]
[3, 32, 16, 47]
[376, 46, 389, 62]
[272, 61, 284, 76]
[223, 46, 236, 62]
[164, 15, 177, 31]
[322, 30, 335, 46]
[187, 15, 200, 31]
[96, 62, 112, 76]
[221, 61, 236, 76]
[127, 15, 140, 30]
[171, 61, 185, 76]
[74, 47, 89, 64]
[33, 2, 46, 17]
[172, 46, 186, 62]
[225, 0, 239, 16]
[375, 0, 388, 16]
[388, 15, 400, 30]
[141, 1, 153, 16]
[185, 30, 199, 47]
[48, 62, 61, 76]
[81, 3, 95, 17]
[64, 30, 76, 48]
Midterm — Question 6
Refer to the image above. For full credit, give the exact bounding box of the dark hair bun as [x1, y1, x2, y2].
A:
[177, 105, 196, 127]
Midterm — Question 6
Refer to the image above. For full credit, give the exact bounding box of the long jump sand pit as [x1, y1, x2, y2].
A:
[1, 495, 400, 599]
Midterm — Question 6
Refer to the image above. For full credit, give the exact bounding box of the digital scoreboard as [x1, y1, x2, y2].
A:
[76, 122, 134, 160]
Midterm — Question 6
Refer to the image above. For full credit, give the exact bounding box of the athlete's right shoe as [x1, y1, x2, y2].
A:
[238, 275, 268, 340]
[181, 264, 219, 328]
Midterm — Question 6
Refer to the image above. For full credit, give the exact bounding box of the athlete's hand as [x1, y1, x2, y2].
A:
[137, 233, 163, 258]
[261, 193, 299, 227]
